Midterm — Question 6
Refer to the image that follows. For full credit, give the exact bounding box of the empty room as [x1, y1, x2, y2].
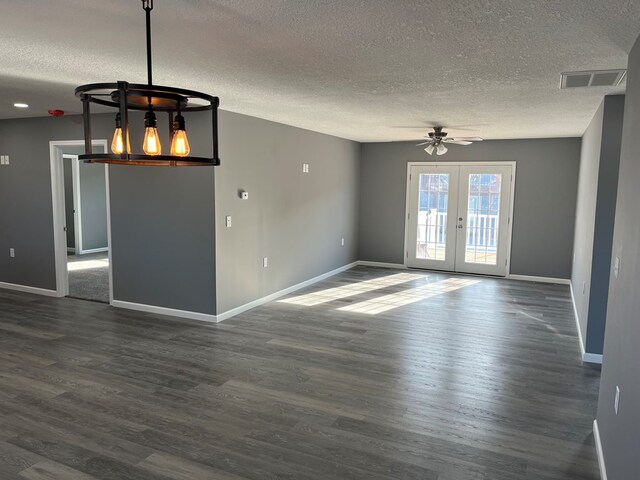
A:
[0, 1, 638, 479]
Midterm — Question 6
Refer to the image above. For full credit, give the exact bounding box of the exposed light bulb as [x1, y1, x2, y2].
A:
[143, 109, 161, 155]
[436, 144, 448, 156]
[110, 113, 131, 154]
[425, 144, 435, 155]
[170, 114, 190, 157]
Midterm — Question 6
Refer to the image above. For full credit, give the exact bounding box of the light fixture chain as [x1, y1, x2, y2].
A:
[143, 0, 153, 85]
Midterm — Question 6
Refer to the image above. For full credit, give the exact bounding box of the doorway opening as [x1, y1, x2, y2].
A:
[50, 140, 112, 303]
[405, 162, 516, 276]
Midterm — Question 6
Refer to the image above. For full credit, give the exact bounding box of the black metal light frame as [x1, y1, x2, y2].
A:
[74, 0, 220, 166]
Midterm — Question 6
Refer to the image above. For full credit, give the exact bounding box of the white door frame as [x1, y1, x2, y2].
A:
[404, 161, 517, 276]
[50, 140, 113, 302]
[62, 154, 81, 254]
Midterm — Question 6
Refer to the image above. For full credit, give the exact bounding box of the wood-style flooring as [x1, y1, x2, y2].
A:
[0, 267, 601, 479]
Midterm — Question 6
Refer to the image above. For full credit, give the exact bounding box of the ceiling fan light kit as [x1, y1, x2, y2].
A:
[75, 0, 220, 166]
[418, 126, 483, 156]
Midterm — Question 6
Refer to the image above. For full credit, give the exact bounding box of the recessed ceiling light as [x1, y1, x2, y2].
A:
[14, 103, 29, 108]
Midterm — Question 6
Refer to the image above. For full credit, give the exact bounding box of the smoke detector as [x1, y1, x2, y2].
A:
[560, 70, 626, 89]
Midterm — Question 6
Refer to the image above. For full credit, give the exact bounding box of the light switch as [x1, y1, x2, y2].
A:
[263, 257, 268, 268]
[225, 215, 232, 228]
[614, 256, 620, 279]
[9, 248, 15, 258]
[341, 238, 345, 246]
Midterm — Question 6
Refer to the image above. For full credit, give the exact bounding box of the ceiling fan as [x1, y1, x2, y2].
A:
[416, 127, 483, 155]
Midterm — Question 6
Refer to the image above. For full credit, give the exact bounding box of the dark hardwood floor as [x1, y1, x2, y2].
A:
[0, 267, 601, 479]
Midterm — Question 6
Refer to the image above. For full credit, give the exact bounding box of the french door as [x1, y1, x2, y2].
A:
[406, 163, 514, 276]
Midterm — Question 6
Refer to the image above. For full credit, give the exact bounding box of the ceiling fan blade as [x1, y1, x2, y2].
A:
[450, 137, 483, 142]
[416, 141, 431, 146]
[444, 140, 473, 145]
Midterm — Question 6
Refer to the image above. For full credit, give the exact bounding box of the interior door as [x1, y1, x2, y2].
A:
[454, 165, 512, 276]
[406, 165, 459, 270]
[406, 163, 513, 276]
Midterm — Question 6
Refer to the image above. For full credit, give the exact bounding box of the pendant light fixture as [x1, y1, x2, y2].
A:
[75, 0, 220, 166]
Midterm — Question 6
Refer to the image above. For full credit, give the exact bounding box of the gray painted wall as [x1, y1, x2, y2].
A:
[597, 35, 640, 480]
[571, 101, 603, 340]
[63, 158, 75, 249]
[215, 111, 360, 314]
[0, 112, 217, 314]
[78, 161, 108, 252]
[571, 95, 624, 356]
[0, 109, 360, 316]
[359, 138, 581, 278]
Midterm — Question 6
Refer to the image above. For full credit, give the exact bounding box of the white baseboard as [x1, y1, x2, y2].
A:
[583, 353, 603, 364]
[507, 274, 571, 285]
[357, 261, 407, 269]
[79, 247, 109, 255]
[593, 419, 608, 480]
[0, 282, 59, 297]
[570, 283, 604, 365]
[570, 282, 587, 355]
[216, 261, 359, 322]
[111, 300, 218, 323]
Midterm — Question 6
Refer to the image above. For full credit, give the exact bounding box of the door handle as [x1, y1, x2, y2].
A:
[457, 225, 463, 229]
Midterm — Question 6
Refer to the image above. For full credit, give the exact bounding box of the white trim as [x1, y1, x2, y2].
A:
[105, 165, 114, 305]
[72, 155, 83, 253]
[570, 282, 586, 354]
[506, 163, 517, 276]
[79, 247, 109, 255]
[583, 353, 603, 364]
[357, 261, 407, 269]
[570, 282, 604, 365]
[508, 274, 571, 285]
[111, 300, 219, 323]
[111, 261, 360, 324]
[0, 282, 58, 297]
[50, 142, 68, 297]
[63, 154, 83, 254]
[593, 420, 608, 480]
[216, 261, 359, 322]
[50, 140, 110, 299]
[403, 161, 516, 277]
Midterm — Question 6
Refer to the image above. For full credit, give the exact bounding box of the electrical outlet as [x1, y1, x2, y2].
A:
[614, 256, 620, 279]
[341, 238, 345, 246]
[263, 257, 268, 268]
[615, 386, 620, 415]
[225, 215, 232, 228]
[9, 248, 15, 258]
[302, 163, 309, 173]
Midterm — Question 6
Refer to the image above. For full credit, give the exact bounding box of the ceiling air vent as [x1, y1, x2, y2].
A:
[560, 69, 626, 89]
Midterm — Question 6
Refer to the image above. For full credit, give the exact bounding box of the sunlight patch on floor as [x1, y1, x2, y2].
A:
[278, 273, 425, 306]
[338, 277, 481, 315]
[67, 259, 109, 272]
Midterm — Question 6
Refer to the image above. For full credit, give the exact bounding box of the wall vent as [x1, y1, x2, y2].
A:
[560, 69, 626, 89]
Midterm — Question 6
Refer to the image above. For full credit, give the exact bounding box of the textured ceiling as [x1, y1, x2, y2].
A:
[0, 0, 638, 141]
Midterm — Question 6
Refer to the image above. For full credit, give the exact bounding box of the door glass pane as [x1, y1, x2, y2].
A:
[416, 173, 449, 261]
[465, 173, 501, 265]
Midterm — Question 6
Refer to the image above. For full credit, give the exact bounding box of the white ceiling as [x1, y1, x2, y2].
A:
[0, 0, 638, 142]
